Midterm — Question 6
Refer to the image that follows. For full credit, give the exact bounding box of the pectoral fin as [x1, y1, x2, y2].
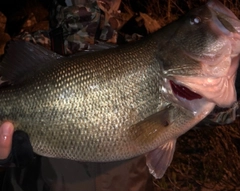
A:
[145, 139, 176, 179]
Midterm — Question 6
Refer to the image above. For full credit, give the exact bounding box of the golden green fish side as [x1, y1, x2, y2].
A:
[0, 36, 171, 161]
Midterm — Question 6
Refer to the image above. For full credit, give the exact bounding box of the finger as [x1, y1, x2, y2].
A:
[0, 122, 14, 159]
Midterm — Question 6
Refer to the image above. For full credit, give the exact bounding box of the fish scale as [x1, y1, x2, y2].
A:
[0, 0, 240, 179]
[0, 37, 166, 161]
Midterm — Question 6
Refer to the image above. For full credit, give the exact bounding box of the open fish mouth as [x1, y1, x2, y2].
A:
[167, 80, 207, 116]
[170, 80, 202, 101]
[167, 67, 237, 116]
[165, 79, 208, 116]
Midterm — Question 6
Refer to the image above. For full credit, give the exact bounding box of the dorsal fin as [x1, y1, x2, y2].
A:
[0, 40, 63, 85]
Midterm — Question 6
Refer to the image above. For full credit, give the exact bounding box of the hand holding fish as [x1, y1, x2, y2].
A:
[0, 122, 34, 167]
[0, 122, 13, 160]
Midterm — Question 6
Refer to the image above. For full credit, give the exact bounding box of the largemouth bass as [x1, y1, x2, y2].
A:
[0, 0, 240, 179]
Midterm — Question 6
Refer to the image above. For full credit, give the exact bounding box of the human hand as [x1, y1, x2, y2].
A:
[0, 122, 14, 160]
[0, 122, 34, 167]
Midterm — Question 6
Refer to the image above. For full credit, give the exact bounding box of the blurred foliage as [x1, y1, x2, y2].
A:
[123, 0, 240, 32]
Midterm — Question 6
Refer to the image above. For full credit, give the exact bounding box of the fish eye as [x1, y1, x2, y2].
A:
[190, 16, 201, 25]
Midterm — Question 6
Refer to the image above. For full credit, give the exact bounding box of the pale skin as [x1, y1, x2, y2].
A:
[0, 122, 14, 160]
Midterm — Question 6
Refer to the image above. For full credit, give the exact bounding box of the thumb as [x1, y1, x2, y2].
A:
[0, 122, 14, 159]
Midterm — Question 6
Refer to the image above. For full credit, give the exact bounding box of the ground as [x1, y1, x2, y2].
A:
[154, 119, 240, 191]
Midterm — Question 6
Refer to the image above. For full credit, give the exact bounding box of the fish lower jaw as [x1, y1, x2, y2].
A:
[175, 94, 214, 116]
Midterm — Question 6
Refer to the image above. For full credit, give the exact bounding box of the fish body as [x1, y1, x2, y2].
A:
[0, 0, 240, 178]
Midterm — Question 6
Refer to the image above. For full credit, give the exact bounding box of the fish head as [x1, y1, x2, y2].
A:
[159, 0, 240, 115]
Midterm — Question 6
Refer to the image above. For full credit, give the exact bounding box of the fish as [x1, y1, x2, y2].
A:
[0, 0, 240, 179]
